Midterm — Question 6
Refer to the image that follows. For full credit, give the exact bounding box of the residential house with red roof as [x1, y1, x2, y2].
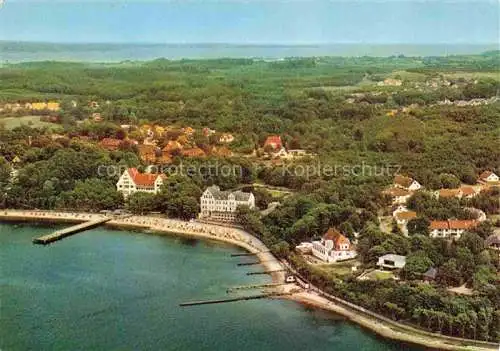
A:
[116, 168, 166, 198]
[392, 205, 417, 235]
[429, 219, 478, 239]
[311, 228, 357, 263]
[263, 135, 283, 151]
[394, 175, 422, 191]
[478, 171, 499, 184]
[99, 138, 122, 151]
[181, 147, 206, 158]
[383, 187, 412, 205]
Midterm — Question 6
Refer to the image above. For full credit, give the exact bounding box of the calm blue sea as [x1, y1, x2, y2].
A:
[0, 42, 497, 63]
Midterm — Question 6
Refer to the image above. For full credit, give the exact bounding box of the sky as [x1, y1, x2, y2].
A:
[0, 0, 498, 44]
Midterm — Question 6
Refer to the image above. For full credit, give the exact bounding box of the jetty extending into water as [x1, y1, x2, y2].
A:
[226, 283, 287, 293]
[32, 217, 111, 245]
[180, 292, 290, 307]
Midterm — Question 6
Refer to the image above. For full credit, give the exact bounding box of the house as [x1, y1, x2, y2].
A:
[116, 168, 166, 198]
[181, 147, 206, 158]
[199, 185, 255, 222]
[89, 101, 99, 109]
[211, 146, 233, 157]
[181, 127, 195, 136]
[460, 186, 479, 199]
[311, 228, 357, 263]
[478, 171, 499, 184]
[263, 135, 283, 150]
[156, 154, 172, 165]
[423, 267, 438, 282]
[377, 254, 406, 270]
[429, 219, 478, 239]
[219, 133, 234, 143]
[202, 127, 216, 137]
[46, 102, 60, 111]
[99, 138, 122, 151]
[394, 175, 422, 191]
[434, 188, 463, 199]
[392, 206, 417, 234]
[137, 144, 159, 163]
[485, 234, 500, 251]
[383, 187, 412, 205]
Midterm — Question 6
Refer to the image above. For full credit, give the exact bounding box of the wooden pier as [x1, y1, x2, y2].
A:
[226, 283, 287, 292]
[230, 251, 268, 257]
[32, 218, 111, 245]
[246, 269, 287, 276]
[179, 292, 289, 307]
[237, 261, 261, 266]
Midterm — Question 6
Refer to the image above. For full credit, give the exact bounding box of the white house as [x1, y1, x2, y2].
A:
[429, 220, 478, 239]
[311, 228, 357, 263]
[478, 171, 499, 184]
[116, 168, 166, 198]
[394, 175, 422, 191]
[377, 254, 406, 270]
[199, 185, 255, 222]
[392, 206, 417, 235]
[383, 187, 412, 205]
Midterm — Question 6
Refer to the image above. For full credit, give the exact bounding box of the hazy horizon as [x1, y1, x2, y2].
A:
[0, 1, 498, 44]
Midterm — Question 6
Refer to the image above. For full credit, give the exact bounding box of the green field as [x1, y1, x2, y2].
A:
[0, 116, 60, 130]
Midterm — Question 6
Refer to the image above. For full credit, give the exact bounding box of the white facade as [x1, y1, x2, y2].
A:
[199, 186, 255, 222]
[311, 229, 357, 263]
[377, 254, 406, 269]
[116, 168, 165, 198]
[429, 220, 477, 240]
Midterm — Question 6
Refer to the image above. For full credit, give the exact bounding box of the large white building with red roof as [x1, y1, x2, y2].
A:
[116, 168, 166, 198]
[311, 228, 356, 263]
[429, 219, 478, 239]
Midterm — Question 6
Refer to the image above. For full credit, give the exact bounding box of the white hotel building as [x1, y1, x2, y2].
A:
[199, 186, 255, 222]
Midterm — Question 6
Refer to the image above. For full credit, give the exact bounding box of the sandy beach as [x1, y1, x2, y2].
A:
[0, 210, 285, 283]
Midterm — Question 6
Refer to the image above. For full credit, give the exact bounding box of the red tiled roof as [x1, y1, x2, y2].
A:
[395, 211, 417, 220]
[394, 175, 415, 188]
[430, 220, 478, 230]
[264, 135, 282, 149]
[460, 187, 477, 196]
[437, 189, 462, 198]
[99, 138, 122, 150]
[323, 228, 351, 251]
[430, 221, 449, 230]
[181, 147, 205, 157]
[479, 170, 493, 181]
[384, 187, 411, 197]
[127, 168, 165, 187]
[448, 220, 477, 230]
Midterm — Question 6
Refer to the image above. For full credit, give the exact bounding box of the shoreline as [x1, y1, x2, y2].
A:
[1, 210, 498, 351]
[0, 210, 285, 283]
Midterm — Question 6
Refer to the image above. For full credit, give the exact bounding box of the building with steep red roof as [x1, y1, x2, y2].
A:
[311, 228, 356, 263]
[478, 170, 499, 184]
[263, 135, 282, 150]
[429, 219, 478, 239]
[181, 147, 206, 158]
[394, 175, 422, 191]
[116, 168, 166, 198]
[99, 138, 122, 151]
